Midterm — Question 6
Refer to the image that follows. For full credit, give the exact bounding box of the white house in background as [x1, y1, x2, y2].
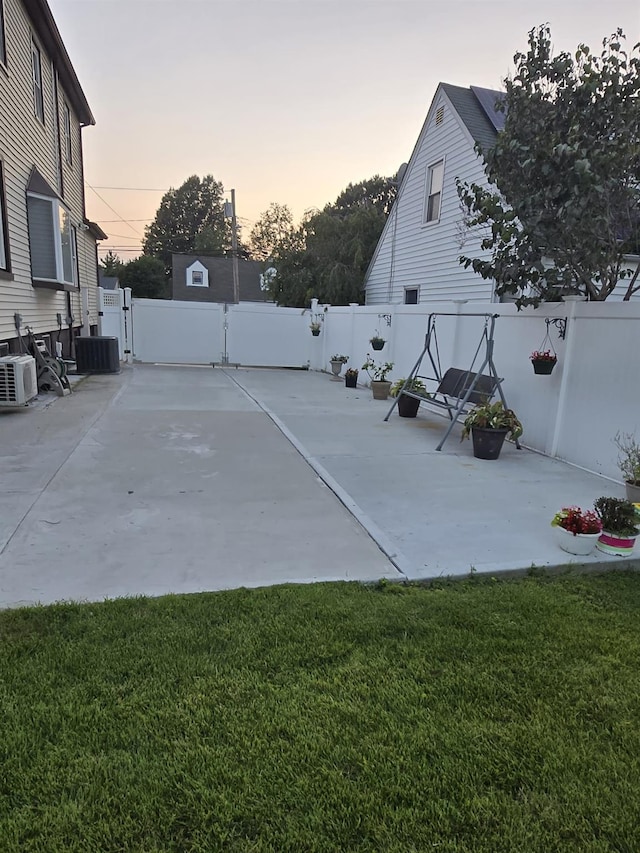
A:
[365, 83, 504, 305]
[0, 0, 106, 357]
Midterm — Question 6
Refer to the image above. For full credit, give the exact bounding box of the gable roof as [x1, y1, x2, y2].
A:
[440, 83, 504, 153]
[171, 254, 268, 302]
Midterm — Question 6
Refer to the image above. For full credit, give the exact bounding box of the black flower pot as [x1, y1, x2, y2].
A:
[311, 329, 320, 337]
[370, 340, 385, 351]
[397, 394, 421, 418]
[471, 427, 509, 460]
[345, 374, 358, 388]
[532, 359, 556, 375]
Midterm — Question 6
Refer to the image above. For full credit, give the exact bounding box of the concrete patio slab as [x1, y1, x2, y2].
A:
[0, 366, 399, 608]
[228, 367, 638, 580]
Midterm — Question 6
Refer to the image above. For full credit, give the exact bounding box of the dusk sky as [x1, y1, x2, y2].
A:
[48, 0, 639, 260]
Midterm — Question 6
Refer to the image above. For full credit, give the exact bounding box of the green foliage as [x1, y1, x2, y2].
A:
[2, 575, 640, 851]
[142, 175, 233, 273]
[615, 431, 640, 485]
[119, 255, 168, 299]
[461, 400, 523, 440]
[594, 496, 640, 536]
[362, 356, 394, 382]
[390, 377, 427, 397]
[458, 26, 640, 307]
[249, 202, 298, 262]
[267, 175, 397, 307]
[99, 249, 124, 277]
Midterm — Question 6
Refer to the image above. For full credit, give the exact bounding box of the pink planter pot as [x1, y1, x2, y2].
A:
[596, 531, 638, 557]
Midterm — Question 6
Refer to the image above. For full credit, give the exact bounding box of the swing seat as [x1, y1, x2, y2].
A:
[401, 368, 502, 417]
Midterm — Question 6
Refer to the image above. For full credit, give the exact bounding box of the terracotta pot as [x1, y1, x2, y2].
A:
[371, 381, 391, 400]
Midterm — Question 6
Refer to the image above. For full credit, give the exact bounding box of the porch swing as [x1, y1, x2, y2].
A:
[383, 312, 520, 451]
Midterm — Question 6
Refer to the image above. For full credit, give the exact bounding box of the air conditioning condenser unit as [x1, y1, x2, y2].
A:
[0, 355, 38, 406]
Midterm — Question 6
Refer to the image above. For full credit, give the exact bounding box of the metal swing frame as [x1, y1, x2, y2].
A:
[383, 312, 520, 451]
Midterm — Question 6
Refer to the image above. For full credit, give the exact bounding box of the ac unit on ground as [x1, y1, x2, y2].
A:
[0, 355, 38, 406]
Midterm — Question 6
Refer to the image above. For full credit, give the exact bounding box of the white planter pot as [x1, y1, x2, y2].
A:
[553, 525, 600, 556]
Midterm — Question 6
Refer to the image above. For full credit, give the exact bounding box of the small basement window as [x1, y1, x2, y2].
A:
[404, 288, 419, 304]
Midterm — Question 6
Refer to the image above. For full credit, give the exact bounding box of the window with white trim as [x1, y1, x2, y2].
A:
[27, 192, 76, 287]
[186, 261, 209, 287]
[32, 40, 44, 123]
[0, 162, 9, 272]
[63, 103, 73, 164]
[424, 160, 444, 223]
[0, 0, 7, 67]
[404, 287, 419, 304]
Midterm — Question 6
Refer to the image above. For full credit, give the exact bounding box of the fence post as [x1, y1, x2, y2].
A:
[548, 302, 576, 458]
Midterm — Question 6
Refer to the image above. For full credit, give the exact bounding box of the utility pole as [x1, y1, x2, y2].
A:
[230, 189, 240, 303]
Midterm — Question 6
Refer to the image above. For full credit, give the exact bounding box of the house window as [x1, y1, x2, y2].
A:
[27, 192, 76, 288]
[63, 103, 73, 164]
[32, 40, 44, 123]
[0, 0, 7, 67]
[424, 160, 444, 223]
[404, 287, 419, 304]
[0, 162, 9, 272]
[186, 262, 208, 287]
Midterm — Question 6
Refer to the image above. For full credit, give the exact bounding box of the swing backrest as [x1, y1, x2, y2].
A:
[437, 368, 500, 405]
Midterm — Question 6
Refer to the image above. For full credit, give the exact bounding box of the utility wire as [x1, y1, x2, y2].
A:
[85, 183, 144, 238]
[88, 185, 168, 192]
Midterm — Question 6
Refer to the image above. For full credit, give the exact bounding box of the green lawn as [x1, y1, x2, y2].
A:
[1, 573, 640, 852]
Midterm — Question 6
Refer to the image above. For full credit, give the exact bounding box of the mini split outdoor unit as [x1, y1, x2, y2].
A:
[0, 355, 38, 406]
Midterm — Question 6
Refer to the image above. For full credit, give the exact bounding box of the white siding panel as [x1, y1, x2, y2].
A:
[0, 0, 99, 341]
[366, 90, 494, 305]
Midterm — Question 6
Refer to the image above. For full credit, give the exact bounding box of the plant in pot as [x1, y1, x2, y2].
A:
[461, 401, 523, 460]
[369, 331, 386, 351]
[329, 354, 348, 380]
[614, 431, 640, 503]
[310, 322, 321, 336]
[344, 367, 359, 388]
[390, 377, 428, 418]
[594, 496, 639, 556]
[362, 356, 394, 400]
[530, 349, 557, 375]
[551, 506, 602, 556]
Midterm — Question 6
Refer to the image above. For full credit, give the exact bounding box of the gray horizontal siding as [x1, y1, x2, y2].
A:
[0, 0, 98, 340]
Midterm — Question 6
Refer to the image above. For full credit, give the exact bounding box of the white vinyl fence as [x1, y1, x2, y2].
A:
[99, 291, 640, 482]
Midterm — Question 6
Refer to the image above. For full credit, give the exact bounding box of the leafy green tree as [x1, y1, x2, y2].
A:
[457, 26, 640, 307]
[119, 255, 168, 299]
[250, 203, 298, 262]
[143, 175, 232, 272]
[266, 175, 397, 306]
[99, 249, 124, 277]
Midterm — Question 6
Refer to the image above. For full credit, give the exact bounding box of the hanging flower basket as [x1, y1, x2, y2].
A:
[531, 352, 557, 374]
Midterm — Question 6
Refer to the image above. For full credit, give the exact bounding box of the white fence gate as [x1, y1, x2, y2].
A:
[129, 299, 311, 368]
[97, 287, 132, 361]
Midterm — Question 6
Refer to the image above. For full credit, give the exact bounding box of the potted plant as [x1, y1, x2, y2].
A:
[551, 506, 602, 556]
[310, 322, 321, 337]
[369, 332, 386, 351]
[461, 401, 523, 460]
[614, 431, 640, 503]
[594, 497, 639, 556]
[329, 354, 348, 380]
[390, 377, 428, 418]
[530, 349, 557, 375]
[344, 368, 359, 389]
[362, 356, 394, 400]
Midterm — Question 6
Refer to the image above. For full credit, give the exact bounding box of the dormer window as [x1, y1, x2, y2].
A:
[186, 260, 208, 287]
